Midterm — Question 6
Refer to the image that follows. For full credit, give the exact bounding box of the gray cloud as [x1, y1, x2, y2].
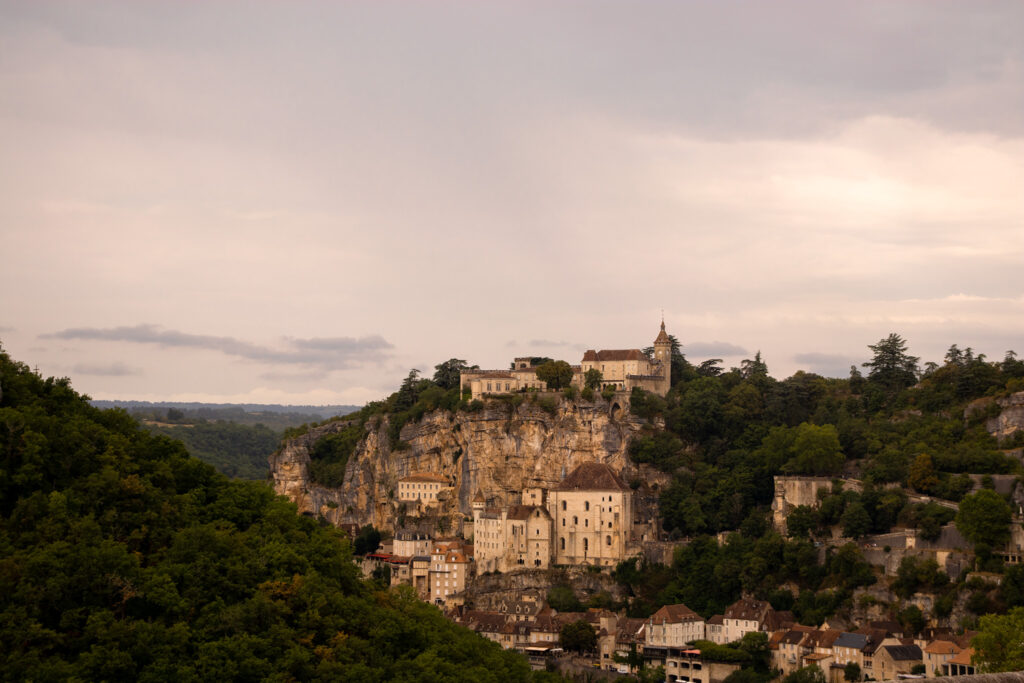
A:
[71, 361, 140, 377]
[792, 352, 859, 378]
[685, 341, 750, 357]
[45, 325, 392, 369]
[0, 325, 14, 333]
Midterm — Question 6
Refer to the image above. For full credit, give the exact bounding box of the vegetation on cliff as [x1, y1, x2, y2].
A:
[0, 346, 550, 681]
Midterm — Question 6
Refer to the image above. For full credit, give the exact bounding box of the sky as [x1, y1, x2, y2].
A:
[1, 1, 1022, 406]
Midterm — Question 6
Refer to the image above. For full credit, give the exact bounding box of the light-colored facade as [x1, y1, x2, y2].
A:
[647, 604, 706, 647]
[397, 473, 450, 505]
[472, 494, 553, 573]
[429, 544, 470, 606]
[722, 598, 772, 643]
[461, 322, 674, 399]
[548, 462, 635, 567]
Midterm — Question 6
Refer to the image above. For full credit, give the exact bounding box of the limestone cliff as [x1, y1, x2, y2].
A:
[269, 396, 664, 532]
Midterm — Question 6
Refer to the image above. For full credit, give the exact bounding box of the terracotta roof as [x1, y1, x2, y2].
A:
[948, 647, 975, 666]
[556, 462, 629, 491]
[472, 490, 486, 503]
[707, 614, 724, 625]
[724, 598, 771, 622]
[400, 472, 449, 484]
[507, 504, 550, 521]
[764, 609, 795, 631]
[925, 640, 962, 656]
[650, 603, 702, 625]
[582, 349, 648, 362]
[869, 620, 903, 636]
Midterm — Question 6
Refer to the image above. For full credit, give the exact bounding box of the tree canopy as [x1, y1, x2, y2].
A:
[535, 360, 574, 390]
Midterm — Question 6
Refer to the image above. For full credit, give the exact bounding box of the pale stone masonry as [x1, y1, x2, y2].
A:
[646, 603, 706, 647]
[472, 461, 637, 572]
[461, 321, 673, 399]
[397, 472, 450, 505]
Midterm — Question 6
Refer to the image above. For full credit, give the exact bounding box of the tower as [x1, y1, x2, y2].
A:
[653, 317, 672, 394]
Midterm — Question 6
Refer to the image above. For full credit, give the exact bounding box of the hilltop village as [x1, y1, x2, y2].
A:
[306, 324, 1024, 680]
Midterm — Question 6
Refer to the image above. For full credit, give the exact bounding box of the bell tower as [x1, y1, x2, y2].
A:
[653, 316, 672, 395]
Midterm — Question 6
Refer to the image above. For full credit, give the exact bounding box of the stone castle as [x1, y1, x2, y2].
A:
[460, 320, 673, 399]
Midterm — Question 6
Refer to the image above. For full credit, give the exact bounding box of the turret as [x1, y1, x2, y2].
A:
[653, 318, 673, 394]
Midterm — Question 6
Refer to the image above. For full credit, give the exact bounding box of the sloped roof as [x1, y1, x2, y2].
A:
[655, 321, 671, 344]
[724, 598, 771, 622]
[507, 504, 551, 521]
[650, 603, 702, 625]
[556, 462, 629, 491]
[948, 647, 975, 666]
[708, 614, 725, 625]
[882, 644, 923, 661]
[400, 472, 449, 484]
[833, 632, 868, 650]
[925, 640, 962, 656]
[582, 349, 648, 362]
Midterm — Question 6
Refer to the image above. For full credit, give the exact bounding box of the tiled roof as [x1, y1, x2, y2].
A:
[507, 504, 549, 520]
[556, 462, 629, 491]
[707, 614, 725, 625]
[724, 598, 771, 622]
[400, 472, 449, 483]
[833, 632, 868, 650]
[650, 603, 702, 625]
[925, 640, 962, 655]
[582, 349, 648, 362]
[947, 647, 975, 666]
[882, 644, 923, 661]
[654, 322, 671, 344]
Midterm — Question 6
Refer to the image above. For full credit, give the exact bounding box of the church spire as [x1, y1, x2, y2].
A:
[654, 315, 671, 344]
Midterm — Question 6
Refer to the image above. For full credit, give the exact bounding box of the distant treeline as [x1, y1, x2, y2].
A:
[91, 400, 360, 419]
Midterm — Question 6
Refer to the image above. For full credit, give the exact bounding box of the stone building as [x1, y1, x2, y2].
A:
[397, 472, 451, 505]
[548, 462, 635, 567]
[429, 541, 471, 606]
[460, 321, 674, 399]
[647, 603, 706, 647]
[471, 492, 554, 573]
[578, 320, 672, 397]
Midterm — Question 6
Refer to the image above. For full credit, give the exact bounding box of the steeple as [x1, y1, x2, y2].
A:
[654, 317, 671, 345]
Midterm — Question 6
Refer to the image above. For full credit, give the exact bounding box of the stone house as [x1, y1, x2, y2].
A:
[471, 495, 552, 573]
[548, 462, 635, 567]
[647, 604, 706, 648]
[722, 598, 774, 643]
[706, 615, 726, 644]
[429, 542, 470, 606]
[831, 631, 868, 674]
[945, 647, 976, 677]
[924, 639, 964, 677]
[874, 644, 923, 681]
[392, 529, 432, 557]
[397, 473, 450, 505]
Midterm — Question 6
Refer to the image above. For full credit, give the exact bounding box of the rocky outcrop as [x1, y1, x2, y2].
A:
[985, 391, 1024, 443]
[461, 567, 628, 610]
[269, 395, 661, 532]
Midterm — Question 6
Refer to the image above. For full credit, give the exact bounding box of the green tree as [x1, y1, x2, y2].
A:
[973, 607, 1024, 672]
[843, 661, 861, 682]
[840, 503, 872, 539]
[862, 333, 919, 393]
[783, 665, 825, 683]
[560, 620, 596, 653]
[786, 506, 819, 539]
[353, 525, 382, 555]
[433, 358, 473, 390]
[907, 453, 939, 494]
[956, 489, 1012, 548]
[584, 368, 603, 390]
[535, 360, 574, 390]
[547, 585, 582, 612]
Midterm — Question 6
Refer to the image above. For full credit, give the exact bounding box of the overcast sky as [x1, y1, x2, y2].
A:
[1, 1, 1022, 406]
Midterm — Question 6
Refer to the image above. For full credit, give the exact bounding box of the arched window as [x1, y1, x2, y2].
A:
[585, 519, 588, 527]
[560, 537, 565, 550]
[585, 501, 589, 511]
[583, 538, 589, 552]
[573, 516, 578, 525]
[561, 501, 566, 511]
[606, 535, 612, 546]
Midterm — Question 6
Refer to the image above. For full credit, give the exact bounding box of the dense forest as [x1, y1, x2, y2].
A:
[0, 345, 556, 681]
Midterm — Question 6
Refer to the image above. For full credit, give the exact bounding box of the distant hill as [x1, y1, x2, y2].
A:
[88, 401, 361, 480]
[90, 400, 360, 419]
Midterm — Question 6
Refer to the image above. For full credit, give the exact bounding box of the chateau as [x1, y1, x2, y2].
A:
[472, 462, 638, 573]
[460, 320, 673, 400]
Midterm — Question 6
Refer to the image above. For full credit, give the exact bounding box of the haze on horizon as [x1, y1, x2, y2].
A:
[1, 1, 1022, 407]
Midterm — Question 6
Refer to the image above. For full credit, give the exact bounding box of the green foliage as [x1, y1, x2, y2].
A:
[580, 387, 594, 401]
[892, 556, 949, 598]
[147, 421, 280, 480]
[843, 661, 861, 682]
[433, 358, 473, 390]
[535, 361, 574, 390]
[973, 607, 1024, 672]
[783, 665, 826, 683]
[307, 421, 364, 487]
[759, 423, 844, 477]
[535, 396, 558, 415]
[863, 333, 919, 395]
[562, 385, 577, 400]
[354, 525, 383, 555]
[630, 387, 667, 420]
[547, 585, 582, 613]
[584, 368, 603, 390]
[601, 385, 616, 400]
[957, 489, 1013, 548]
[559, 620, 596, 653]
[689, 640, 751, 664]
[0, 349, 541, 682]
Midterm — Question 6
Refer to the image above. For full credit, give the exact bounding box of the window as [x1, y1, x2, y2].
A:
[585, 519, 588, 527]
[562, 519, 565, 527]
[561, 501, 566, 511]
[583, 538, 589, 552]
[585, 501, 589, 511]
[573, 516, 577, 525]
[560, 538, 565, 550]
[606, 535, 611, 545]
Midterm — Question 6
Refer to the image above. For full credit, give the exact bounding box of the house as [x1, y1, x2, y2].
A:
[647, 604, 706, 647]
[831, 631, 869, 674]
[924, 639, 963, 677]
[548, 462, 636, 567]
[874, 644, 923, 681]
[722, 598, 773, 643]
[613, 618, 647, 675]
[945, 647, 976, 677]
[397, 473, 450, 505]
[428, 542, 471, 606]
[706, 615, 726, 644]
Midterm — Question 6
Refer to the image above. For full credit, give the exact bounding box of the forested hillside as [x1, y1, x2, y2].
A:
[0, 346, 554, 682]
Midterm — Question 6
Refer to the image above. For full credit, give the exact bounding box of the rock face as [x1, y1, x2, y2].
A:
[985, 391, 1024, 442]
[269, 396, 654, 532]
